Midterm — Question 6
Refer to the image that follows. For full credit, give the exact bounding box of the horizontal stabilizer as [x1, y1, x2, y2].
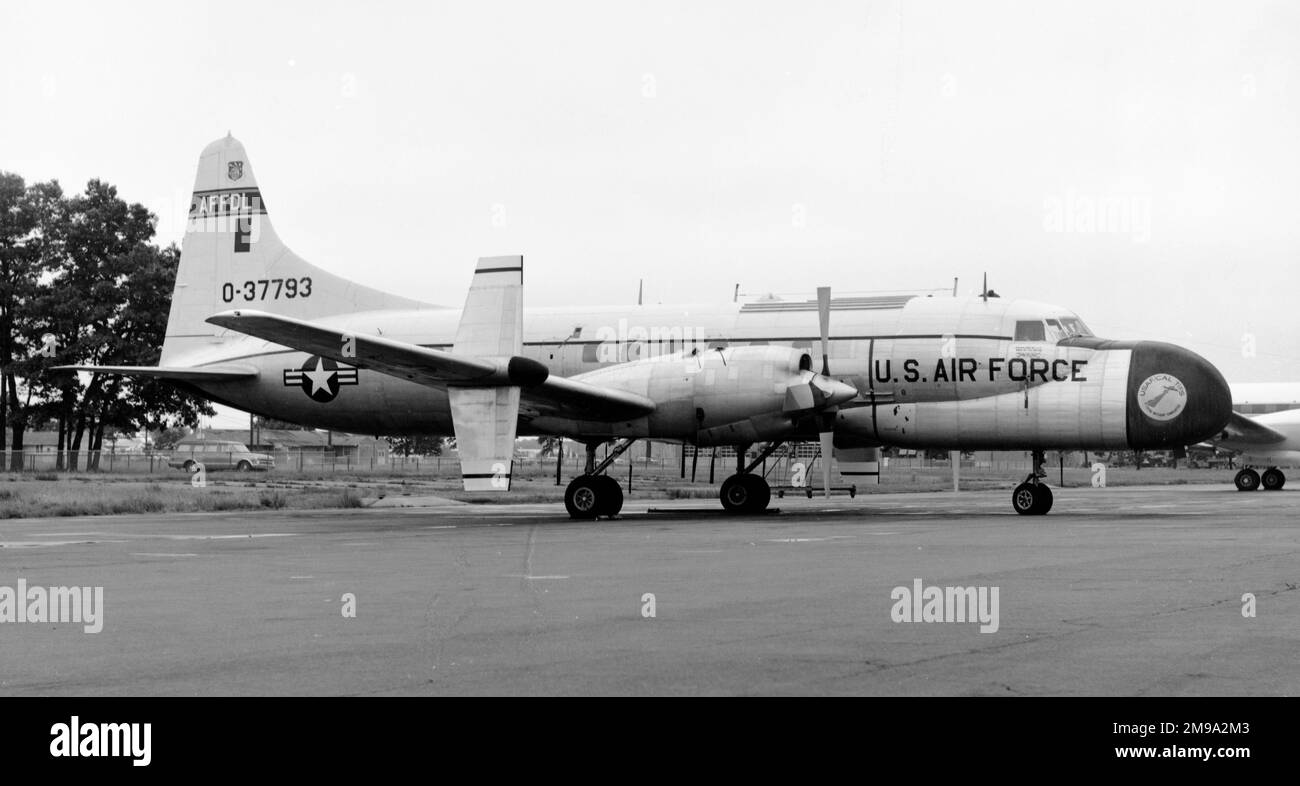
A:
[50, 364, 257, 380]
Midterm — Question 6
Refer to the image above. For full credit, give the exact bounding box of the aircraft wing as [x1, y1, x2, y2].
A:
[205, 309, 655, 422]
[1216, 412, 1288, 445]
[50, 363, 258, 380]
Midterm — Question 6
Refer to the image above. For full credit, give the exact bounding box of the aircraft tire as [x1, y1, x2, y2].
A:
[596, 475, 624, 516]
[742, 474, 771, 513]
[565, 475, 603, 519]
[1033, 484, 1053, 514]
[1012, 482, 1050, 515]
[1234, 469, 1261, 492]
[1262, 468, 1285, 491]
[721, 473, 770, 514]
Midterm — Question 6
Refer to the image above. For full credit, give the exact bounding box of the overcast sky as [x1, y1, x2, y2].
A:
[3, 0, 1297, 428]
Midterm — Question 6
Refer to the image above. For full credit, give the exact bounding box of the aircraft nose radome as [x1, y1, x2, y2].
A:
[1125, 341, 1232, 449]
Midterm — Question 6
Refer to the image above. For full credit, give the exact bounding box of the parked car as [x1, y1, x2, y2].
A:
[167, 440, 275, 472]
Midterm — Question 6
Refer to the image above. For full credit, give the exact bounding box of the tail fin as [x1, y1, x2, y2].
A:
[160, 134, 433, 365]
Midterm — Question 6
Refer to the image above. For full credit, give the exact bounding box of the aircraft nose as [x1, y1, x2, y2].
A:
[1125, 341, 1232, 449]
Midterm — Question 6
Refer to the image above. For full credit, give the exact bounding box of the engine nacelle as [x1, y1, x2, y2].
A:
[570, 346, 855, 444]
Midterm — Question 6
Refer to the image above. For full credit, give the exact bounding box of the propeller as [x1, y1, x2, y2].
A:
[817, 286, 836, 499]
[779, 286, 856, 498]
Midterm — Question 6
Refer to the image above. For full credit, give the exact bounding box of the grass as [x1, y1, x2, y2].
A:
[0, 479, 375, 519]
[0, 464, 1236, 518]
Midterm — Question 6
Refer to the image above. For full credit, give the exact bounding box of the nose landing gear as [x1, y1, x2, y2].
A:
[1012, 449, 1054, 515]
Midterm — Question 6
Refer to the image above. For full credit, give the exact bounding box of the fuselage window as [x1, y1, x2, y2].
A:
[1014, 320, 1047, 342]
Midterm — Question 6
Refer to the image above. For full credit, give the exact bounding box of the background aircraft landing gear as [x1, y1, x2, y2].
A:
[1262, 468, 1286, 491]
[1234, 468, 1261, 491]
[565, 439, 636, 519]
[1012, 450, 1054, 515]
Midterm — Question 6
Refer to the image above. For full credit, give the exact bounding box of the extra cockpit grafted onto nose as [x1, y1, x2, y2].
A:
[1056, 336, 1234, 450]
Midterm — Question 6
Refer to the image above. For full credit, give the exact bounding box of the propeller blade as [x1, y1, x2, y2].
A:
[820, 429, 834, 499]
[817, 286, 831, 376]
[816, 285, 839, 498]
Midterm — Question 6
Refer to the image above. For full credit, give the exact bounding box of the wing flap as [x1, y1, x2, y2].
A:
[449, 387, 519, 491]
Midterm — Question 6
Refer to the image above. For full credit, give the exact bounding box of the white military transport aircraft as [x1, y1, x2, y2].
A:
[1210, 383, 1300, 492]
[58, 135, 1235, 518]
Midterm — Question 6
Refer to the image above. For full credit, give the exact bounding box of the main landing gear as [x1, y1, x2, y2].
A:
[1234, 467, 1285, 492]
[719, 442, 782, 515]
[564, 439, 636, 519]
[563, 440, 784, 518]
[1012, 449, 1054, 515]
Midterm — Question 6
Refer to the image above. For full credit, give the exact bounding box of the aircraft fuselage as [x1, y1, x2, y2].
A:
[187, 293, 1230, 451]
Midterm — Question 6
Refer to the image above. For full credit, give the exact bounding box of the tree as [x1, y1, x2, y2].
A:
[78, 243, 212, 467]
[386, 435, 445, 456]
[0, 174, 65, 469]
[12, 180, 211, 470]
[259, 418, 311, 430]
[153, 426, 192, 451]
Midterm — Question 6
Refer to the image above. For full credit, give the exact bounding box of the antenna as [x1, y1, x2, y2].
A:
[637, 279, 643, 306]
[953, 277, 958, 297]
[733, 283, 740, 303]
[982, 272, 987, 302]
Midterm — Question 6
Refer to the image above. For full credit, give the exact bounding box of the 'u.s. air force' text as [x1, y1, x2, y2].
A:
[873, 358, 1088, 384]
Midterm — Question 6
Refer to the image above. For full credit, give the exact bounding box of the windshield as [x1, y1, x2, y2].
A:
[1058, 317, 1093, 338]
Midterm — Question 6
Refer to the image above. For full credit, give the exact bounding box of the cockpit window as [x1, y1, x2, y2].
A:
[1014, 320, 1046, 341]
[1058, 317, 1093, 338]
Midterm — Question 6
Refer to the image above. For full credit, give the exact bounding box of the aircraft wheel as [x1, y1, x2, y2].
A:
[1261, 468, 1285, 491]
[720, 474, 750, 514]
[565, 475, 603, 519]
[721, 473, 769, 514]
[1234, 469, 1261, 492]
[1034, 484, 1054, 514]
[1012, 482, 1051, 515]
[595, 475, 624, 516]
[744, 474, 771, 513]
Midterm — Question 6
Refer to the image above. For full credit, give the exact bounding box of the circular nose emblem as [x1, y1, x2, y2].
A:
[1137, 373, 1188, 421]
